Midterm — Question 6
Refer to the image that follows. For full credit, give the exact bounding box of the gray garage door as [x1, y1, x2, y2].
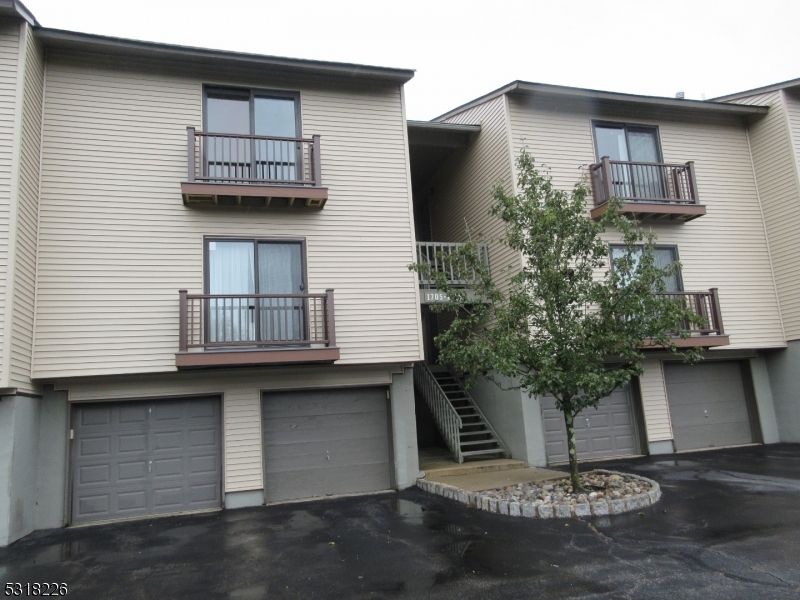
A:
[542, 386, 639, 464]
[262, 387, 392, 503]
[664, 362, 757, 451]
[71, 397, 222, 524]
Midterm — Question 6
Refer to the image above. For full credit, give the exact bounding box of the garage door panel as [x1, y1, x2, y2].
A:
[262, 413, 389, 445]
[665, 362, 755, 451]
[262, 388, 392, 503]
[542, 386, 639, 464]
[72, 398, 222, 524]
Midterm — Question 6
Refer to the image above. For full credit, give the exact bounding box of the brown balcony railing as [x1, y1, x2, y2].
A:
[178, 290, 336, 352]
[659, 288, 725, 337]
[416, 241, 490, 289]
[186, 127, 322, 187]
[590, 157, 698, 206]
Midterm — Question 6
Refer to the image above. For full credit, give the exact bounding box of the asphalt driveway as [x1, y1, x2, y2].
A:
[2, 444, 799, 599]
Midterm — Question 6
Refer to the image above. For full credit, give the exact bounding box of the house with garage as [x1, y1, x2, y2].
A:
[0, 4, 423, 546]
[406, 80, 790, 469]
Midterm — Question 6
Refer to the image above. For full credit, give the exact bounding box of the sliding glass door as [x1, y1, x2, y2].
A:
[207, 239, 306, 344]
[594, 123, 664, 199]
[205, 88, 300, 183]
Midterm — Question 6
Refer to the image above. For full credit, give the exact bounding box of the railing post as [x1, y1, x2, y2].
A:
[709, 287, 724, 335]
[187, 127, 195, 182]
[601, 156, 614, 202]
[686, 161, 698, 203]
[179, 290, 188, 351]
[312, 135, 322, 187]
[325, 289, 336, 347]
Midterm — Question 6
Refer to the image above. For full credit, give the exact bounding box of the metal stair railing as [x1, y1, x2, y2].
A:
[415, 362, 464, 463]
[459, 385, 510, 458]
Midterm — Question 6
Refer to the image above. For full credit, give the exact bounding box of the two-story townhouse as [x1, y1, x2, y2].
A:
[407, 81, 787, 469]
[713, 80, 800, 444]
[0, 6, 424, 545]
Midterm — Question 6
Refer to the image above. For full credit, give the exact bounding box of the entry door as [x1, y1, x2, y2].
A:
[207, 239, 305, 344]
[595, 124, 663, 198]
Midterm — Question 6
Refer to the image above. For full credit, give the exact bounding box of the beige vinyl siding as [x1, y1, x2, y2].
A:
[33, 51, 422, 378]
[639, 358, 672, 442]
[428, 96, 519, 289]
[729, 91, 800, 340]
[0, 19, 19, 386]
[786, 89, 800, 178]
[8, 26, 43, 391]
[58, 364, 402, 492]
[506, 94, 785, 350]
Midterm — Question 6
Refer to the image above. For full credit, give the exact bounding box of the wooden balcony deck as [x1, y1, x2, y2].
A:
[181, 128, 328, 209]
[590, 157, 706, 222]
[175, 290, 339, 368]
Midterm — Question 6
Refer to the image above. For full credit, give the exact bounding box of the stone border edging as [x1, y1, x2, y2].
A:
[416, 469, 662, 519]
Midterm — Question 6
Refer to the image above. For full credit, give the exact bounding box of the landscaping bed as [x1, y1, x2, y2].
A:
[417, 469, 661, 518]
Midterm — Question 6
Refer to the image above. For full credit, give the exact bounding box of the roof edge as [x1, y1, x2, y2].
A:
[435, 80, 768, 121]
[407, 120, 481, 133]
[34, 27, 415, 84]
[0, 0, 38, 26]
[712, 77, 800, 102]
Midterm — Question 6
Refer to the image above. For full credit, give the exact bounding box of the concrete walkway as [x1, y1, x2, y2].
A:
[418, 446, 565, 492]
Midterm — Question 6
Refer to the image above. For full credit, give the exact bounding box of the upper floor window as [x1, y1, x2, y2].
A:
[610, 245, 683, 292]
[593, 122, 662, 164]
[204, 88, 301, 182]
[206, 88, 299, 138]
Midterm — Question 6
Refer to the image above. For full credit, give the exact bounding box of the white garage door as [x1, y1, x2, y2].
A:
[664, 361, 758, 451]
[542, 385, 640, 464]
[70, 397, 222, 524]
[262, 387, 392, 503]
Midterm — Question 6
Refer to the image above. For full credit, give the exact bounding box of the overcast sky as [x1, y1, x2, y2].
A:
[23, 0, 800, 120]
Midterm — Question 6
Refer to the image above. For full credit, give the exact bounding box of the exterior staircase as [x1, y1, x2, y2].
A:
[414, 362, 509, 463]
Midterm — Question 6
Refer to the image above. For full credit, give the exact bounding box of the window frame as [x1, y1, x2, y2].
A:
[203, 85, 303, 139]
[203, 236, 308, 296]
[591, 120, 664, 164]
[608, 243, 684, 292]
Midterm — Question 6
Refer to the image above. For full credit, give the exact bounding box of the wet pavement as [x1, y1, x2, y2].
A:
[2, 444, 800, 599]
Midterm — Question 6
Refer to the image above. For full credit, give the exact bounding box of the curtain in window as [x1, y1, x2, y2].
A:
[208, 241, 255, 343]
[258, 243, 304, 342]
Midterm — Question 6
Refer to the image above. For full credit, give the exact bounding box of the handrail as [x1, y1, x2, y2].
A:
[187, 127, 322, 188]
[178, 290, 335, 351]
[590, 157, 698, 207]
[416, 241, 490, 288]
[414, 362, 464, 463]
[658, 288, 725, 336]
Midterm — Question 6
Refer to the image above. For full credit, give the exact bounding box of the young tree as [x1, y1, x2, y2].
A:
[412, 151, 704, 491]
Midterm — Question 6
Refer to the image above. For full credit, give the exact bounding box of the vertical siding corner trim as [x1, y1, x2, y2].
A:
[745, 121, 786, 342]
[0, 21, 28, 387]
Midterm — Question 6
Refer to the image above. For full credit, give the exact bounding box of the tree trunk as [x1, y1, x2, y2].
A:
[564, 411, 582, 491]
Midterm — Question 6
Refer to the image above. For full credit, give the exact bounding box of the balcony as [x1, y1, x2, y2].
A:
[647, 288, 729, 348]
[416, 241, 489, 304]
[181, 127, 328, 209]
[175, 290, 339, 368]
[589, 157, 706, 222]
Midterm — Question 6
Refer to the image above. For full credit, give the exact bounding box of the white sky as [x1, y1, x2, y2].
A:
[23, 0, 800, 120]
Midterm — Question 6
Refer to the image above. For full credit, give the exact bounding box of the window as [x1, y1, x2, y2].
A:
[204, 87, 301, 182]
[205, 238, 306, 344]
[593, 122, 665, 199]
[610, 245, 682, 292]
